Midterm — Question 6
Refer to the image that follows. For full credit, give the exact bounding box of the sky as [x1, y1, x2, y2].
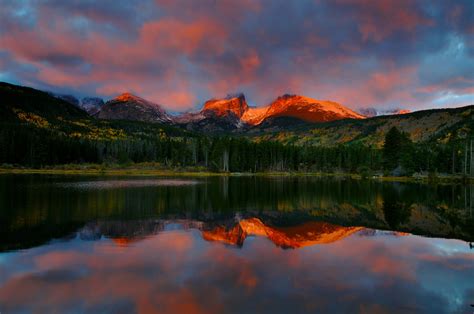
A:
[0, 0, 473, 112]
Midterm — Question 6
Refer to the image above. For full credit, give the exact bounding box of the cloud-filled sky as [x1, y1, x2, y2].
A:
[0, 0, 473, 112]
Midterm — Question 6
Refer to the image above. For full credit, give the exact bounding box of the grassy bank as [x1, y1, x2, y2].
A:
[0, 163, 222, 177]
[0, 163, 473, 183]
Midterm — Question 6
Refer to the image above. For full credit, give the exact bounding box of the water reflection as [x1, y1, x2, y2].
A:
[1, 175, 473, 252]
[60, 179, 199, 189]
[0, 175, 473, 313]
[382, 184, 412, 229]
[76, 217, 365, 248]
[0, 219, 473, 313]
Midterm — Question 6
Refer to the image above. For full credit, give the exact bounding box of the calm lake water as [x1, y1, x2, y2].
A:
[0, 174, 473, 313]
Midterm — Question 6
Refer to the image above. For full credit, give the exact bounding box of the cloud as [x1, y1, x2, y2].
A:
[0, 0, 473, 110]
[334, 0, 434, 42]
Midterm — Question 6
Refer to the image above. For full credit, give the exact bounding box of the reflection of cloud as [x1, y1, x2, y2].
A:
[0, 226, 473, 313]
[59, 179, 200, 190]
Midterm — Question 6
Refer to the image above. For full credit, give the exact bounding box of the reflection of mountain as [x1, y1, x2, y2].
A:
[357, 229, 409, 237]
[202, 218, 364, 248]
[78, 217, 364, 249]
[2, 176, 474, 252]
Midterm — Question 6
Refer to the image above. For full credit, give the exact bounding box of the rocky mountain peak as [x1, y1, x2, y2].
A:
[96, 92, 170, 122]
[202, 94, 249, 118]
[114, 92, 142, 102]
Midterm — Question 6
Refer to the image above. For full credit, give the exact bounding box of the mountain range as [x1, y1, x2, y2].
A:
[51, 89, 380, 129]
[72, 92, 368, 131]
[2, 81, 473, 148]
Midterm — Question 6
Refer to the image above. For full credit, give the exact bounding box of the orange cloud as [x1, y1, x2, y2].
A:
[140, 19, 227, 55]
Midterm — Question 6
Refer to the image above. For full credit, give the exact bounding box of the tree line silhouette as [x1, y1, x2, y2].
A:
[1, 122, 473, 176]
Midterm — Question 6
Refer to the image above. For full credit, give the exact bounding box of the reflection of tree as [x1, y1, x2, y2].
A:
[382, 185, 412, 229]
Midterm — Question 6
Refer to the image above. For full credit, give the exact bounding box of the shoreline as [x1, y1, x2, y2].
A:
[0, 166, 473, 184]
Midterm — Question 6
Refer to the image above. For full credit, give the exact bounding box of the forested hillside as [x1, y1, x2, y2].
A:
[251, 105, 474, 147]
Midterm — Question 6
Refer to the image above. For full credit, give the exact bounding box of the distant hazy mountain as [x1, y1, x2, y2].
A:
[359, 107, 411, 117]
[54, 94, 80, 107]
[51, 93, 104, 115]
[80, 97, 104, 115]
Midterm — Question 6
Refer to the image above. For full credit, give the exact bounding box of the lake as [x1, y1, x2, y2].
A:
[0, 175, 473, 313]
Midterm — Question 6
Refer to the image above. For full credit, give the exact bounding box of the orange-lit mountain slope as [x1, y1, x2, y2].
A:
[201, 94, 249, 118]
[256, 94, 365, 124]
[181, 93, 365, 127]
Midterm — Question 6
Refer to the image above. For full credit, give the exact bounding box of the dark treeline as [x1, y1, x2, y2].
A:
[0, 124, 473, 175]
[382, 126, 474, 177]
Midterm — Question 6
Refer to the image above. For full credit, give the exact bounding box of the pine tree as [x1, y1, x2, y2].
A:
[383, 127, 402, 170]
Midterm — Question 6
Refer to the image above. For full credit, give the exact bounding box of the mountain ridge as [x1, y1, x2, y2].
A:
[171, 93, 366, 131]
[36, 88, 426, 131]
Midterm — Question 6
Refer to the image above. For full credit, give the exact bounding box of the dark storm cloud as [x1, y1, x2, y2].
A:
[0, 0, 473, 110]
